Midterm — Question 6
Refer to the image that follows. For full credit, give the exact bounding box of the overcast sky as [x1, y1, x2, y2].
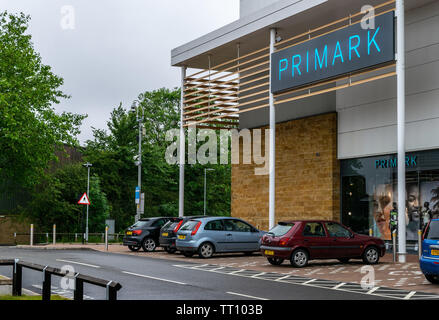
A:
[2, 0, 240, 144]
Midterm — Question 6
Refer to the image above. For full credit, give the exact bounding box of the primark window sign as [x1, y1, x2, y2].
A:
[271, 12, 395, 94]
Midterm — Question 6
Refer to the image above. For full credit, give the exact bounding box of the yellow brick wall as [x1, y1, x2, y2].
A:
[231, 112, 340, 231]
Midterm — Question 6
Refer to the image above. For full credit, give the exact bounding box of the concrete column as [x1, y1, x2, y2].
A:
[179, 66, 187, 218]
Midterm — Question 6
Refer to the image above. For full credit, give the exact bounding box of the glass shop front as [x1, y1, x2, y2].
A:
[341, 149, 439, 241]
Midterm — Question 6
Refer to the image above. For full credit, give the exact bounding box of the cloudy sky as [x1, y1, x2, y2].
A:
[3, 0, 239, 144]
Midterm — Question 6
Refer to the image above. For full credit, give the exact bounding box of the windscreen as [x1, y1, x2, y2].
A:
[425, 221, 439, 240]
[268, 223, 295, 237]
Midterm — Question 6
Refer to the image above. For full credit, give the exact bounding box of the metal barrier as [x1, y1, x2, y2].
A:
[0, 259, 122, 300]
[13, 232, 123, 245]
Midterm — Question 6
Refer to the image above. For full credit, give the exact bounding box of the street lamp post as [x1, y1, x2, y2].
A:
[204, 168, 214, 216]
[131, 101, 143, 222]
[83, 162, 92, 242]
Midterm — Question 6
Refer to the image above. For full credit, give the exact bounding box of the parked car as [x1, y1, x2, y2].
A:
[123, 217, 177, 252]
[159, 216, 206, 254]
[175, 217, 265, 258]
[420, 219, 439, 284]
[260, 220, 386, 267]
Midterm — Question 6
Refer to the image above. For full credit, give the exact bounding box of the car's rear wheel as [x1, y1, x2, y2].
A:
[267, 257, 284, 265]
[362, 246, 380, 264]
[290, 249, 309, 268]
[198, 242, 214, 259]
[128, 245, 141, 252]
[142, 238, 156, 252]
[425, 274, 439, 284]
[182, 251, 194, 258]
[338, 258, 350, 263]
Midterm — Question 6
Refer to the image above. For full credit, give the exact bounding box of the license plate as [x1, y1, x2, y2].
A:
[264, 250, 274, 256]
[178, 235, 186, 240]
[431, 249, 439, 256]
[126, 231, 132, 235]
[162, 232, 169, 237]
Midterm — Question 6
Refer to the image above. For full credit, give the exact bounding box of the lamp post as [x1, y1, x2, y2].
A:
[204, 168, 214, 216]
[130, 100, 143, 222]
[83, 162, 92, 242]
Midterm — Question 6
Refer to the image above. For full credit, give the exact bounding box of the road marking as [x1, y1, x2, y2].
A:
[56, 259, 100, 268]
[122, 271, 186, 285]
[378, 264, 390, 271]
[304, 268, 321, 276]
[332, 282, 346, 289]
[302, 279, 317, 285]
[229, 269, 245, 274]
[251, 272, 266, 278]
[210, 266, 225, 272]
[189, 264, 209, 269]
[367, 287, 380, 294]
[403, 291, 416, 300]
[226, 291, 269, 300]
[329, 267, 345, 274]
[275, 275, 291, 281]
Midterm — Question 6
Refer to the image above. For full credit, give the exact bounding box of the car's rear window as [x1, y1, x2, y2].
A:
[268, 223, 295, 237]
[131, 220, 151, 228]
[180, 220, 200, 231]
[425, 221, 439, 240]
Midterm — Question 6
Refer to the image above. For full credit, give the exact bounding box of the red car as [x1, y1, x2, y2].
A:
[260, 220, 386, 267]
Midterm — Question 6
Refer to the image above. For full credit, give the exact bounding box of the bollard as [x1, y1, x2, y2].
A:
[42, 266, 51, 301]
[392, 230, 397, 263]
[30, 224, 34, 246]
[46, 233, 49, 244]
[75, 233, 78, 242]
[369, 228, 373, 237]
[418, 229, 422, 260]
[12, 259, 22, 296]
[105, 226, 109, 251]
[53, 224, 56, 245]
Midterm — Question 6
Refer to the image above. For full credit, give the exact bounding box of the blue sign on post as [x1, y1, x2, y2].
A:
[135, 186, 140, 204]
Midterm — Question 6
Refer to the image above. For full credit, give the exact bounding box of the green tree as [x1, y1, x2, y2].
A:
[0, 12, 86, 190]
[25, 163, 109, 233]
[84, 88, 231, 231]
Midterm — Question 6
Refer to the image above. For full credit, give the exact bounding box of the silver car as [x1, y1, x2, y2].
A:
[175, 217, 265, 258]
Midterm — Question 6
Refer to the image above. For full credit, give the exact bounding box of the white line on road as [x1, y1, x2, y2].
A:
[403, 291, 417, 300]
[251, 272, 266, 278]
[332, 282, 346, 289]
[329, 267, 345, 274]
[367, 287, 380, 294]
[378, 264, 390, 271]
[302, 279, 317, 285]
[56, 259, 100, 268]
[275, 275, 291, 281]
[226, 291, 269, 300]
[122, 271, 187, 285]
[229, 269, 245, 274]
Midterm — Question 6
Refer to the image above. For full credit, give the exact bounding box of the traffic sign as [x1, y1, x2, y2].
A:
[78, 192, 90, 205]
[135, 186, 140, 204]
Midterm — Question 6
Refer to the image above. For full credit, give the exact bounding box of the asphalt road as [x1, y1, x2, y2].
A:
[0, 247, 388, 300]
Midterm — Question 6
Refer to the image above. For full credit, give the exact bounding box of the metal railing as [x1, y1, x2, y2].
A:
[0, 259, 122, 300]
[13, 232, 124, 245]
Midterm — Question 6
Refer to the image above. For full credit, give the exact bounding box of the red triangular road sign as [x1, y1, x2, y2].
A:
[77, 192, 90, 205]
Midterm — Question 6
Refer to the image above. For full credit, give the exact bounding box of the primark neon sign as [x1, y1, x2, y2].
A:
[271, 12, 395, 94]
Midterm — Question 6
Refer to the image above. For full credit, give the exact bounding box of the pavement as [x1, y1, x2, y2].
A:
[14, 243, 439, 295]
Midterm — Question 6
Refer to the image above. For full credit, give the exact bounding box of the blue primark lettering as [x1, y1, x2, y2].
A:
[332, 41, 344, 65]
[279, 58, 288, 80]
[292, 54, 302, 77]
[349, 35, 361, 60]
[315, 45, 328, 70]
[306, 51, 309, 73]
[368, 27, 381, 55]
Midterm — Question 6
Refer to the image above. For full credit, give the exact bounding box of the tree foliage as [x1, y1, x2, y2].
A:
[25, 163, 110, 233]
[84, 88, 231, 231]
[0, 12, 86, 190]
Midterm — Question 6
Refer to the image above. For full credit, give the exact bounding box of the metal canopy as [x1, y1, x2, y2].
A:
[171, 0, 432, 70]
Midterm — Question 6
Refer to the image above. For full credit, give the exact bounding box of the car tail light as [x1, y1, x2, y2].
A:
[174, 221, 183, 233]
[132, 230, 142, 235]
[191, 221, 202, 236]
[434, 262, 439, 265]
[279, 237, 289, 246]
